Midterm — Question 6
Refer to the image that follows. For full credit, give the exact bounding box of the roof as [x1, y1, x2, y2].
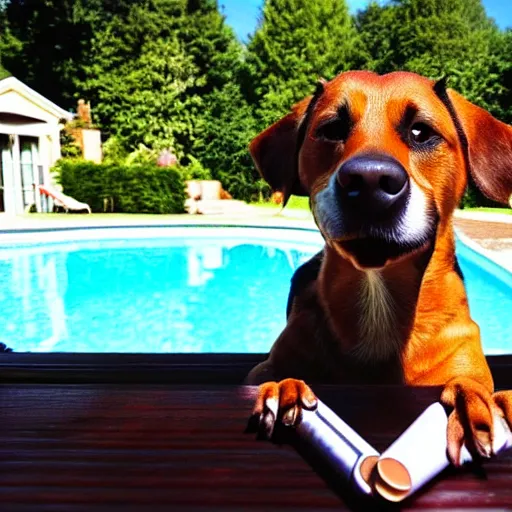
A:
[0, 76, 73, 121]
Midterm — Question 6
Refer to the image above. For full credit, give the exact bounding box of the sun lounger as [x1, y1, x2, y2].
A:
[39, 184, 91, 214]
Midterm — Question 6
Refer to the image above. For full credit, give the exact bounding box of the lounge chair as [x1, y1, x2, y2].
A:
[39, 184, 91, 214]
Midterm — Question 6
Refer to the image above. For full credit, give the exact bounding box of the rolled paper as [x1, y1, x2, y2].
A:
[374, 402, 512, 503]
[296, 399, 380, 495]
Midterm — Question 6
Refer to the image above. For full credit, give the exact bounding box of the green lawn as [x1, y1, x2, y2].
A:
[463, 207, 512, 215]
[251, 195, 310, 211]
[261, 199, 512, 216]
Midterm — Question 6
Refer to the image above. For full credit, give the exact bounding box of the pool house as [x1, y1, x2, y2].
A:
[0, 76, 72, 215]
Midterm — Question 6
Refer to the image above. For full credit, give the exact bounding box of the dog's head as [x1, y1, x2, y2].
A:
[250, 71, 512, 269]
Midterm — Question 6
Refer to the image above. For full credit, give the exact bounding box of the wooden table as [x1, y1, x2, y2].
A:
[2, 378, 512, 511]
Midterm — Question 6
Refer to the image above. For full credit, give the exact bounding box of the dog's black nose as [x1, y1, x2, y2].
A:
[336, 154, 408, 212]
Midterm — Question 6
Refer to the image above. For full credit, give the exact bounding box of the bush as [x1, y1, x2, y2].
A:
[55, 159, 186, 214]
[192, 83, 262, 202]
[102, 136, 129, 165]
[459, 181, 501, 209]
[125, 144, 161, 166]
[59, 130, 82, 159]
[176, 155, 212, 181]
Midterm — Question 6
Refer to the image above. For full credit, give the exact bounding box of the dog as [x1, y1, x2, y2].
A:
[246, 71, 512, 466]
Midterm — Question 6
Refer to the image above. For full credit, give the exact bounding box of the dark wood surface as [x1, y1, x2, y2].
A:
[2, 353, 512, 389]
[2, 382, 512, 511]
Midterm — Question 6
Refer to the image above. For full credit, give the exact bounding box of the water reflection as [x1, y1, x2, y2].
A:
[0, 240, 315, 353]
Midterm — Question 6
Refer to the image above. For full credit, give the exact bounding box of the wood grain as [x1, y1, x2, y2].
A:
[1, 383, 512, 511]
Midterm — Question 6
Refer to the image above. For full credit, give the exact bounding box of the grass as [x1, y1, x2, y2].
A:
[3, 204, 315, 228]
[251, 195, 310, 211]
[463, 207, 512, 215]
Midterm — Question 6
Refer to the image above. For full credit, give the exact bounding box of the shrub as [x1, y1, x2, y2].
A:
[192, 83, 262, 202]
[177, 155, 212, 181]
[54, 159, 106, 212]
[459, 181, 500, 209]
[59, 131, 82, 159]
[125, 144, 161, 166]
[55, 159, 186, 214]
[102, 136, 129, 165]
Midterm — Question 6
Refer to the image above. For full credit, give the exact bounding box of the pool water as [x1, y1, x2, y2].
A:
[0, 227, 510, 354]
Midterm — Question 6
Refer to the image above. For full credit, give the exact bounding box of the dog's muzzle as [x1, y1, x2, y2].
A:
[313, 152, 435, 268]
[335, 154, 409, 216]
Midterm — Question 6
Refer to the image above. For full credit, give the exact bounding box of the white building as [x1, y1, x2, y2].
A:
[0, 76, 73, 215]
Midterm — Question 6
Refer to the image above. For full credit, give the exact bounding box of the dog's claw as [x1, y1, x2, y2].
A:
[249, 379, 317, 440]
[442, 379, 498, 466]
[282, 405, 300, 427]
[474, 430, 493, 459]
[261, 410, 276, 439]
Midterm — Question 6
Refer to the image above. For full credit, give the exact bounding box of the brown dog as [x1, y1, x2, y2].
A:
[247, 71, 512, 466]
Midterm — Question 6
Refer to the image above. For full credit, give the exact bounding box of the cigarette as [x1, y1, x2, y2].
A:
[296, 399, 380, 495]
[373, 402, 512, 503]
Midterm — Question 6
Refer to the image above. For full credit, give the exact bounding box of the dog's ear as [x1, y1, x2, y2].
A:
[249, 97, 312, 201]
[447, 89, 512, 204]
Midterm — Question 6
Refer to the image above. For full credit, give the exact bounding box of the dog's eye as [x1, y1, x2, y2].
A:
[315, 108, 352, 142]
[410, 122, 437, 145]
[316, 119, 351, 142]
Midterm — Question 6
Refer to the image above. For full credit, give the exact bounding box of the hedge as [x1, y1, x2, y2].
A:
[55, 159, 186, 214]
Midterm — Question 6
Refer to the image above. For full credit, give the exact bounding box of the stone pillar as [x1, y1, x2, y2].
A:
[33, 138, 42, 213]
[11, 134, 23, 215]
[1, 134, 15, 215]
[81, 129, 102, 163]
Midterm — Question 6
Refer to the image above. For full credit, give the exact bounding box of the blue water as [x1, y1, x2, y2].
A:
[0, 232, 510, 354]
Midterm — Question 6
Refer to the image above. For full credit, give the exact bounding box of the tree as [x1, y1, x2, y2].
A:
[79, 0, 253, 161]
[77, 0, 262, 200]
[81, 13, 201, 154]
[355, 2, 400, 73]
[246, 0, 365, 126]
[0, 0, 92, 108]
[356, 0, 505, 115]
[0, 62, 9, 80]
[0, 3, 18, 82]
[176, 0, 260, 199]
[492, 29, 512, 124]
[178, 0, 244, 96]
[0, 0, 155, 109]
[192, 83, 262, 201]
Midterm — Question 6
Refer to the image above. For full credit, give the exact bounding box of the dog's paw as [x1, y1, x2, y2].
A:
[441, 378, 498, 466]
[247, 379, 317, 440]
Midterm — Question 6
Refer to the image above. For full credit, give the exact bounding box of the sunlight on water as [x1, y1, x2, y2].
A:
[0, 237, 317, 353]
[0, 234, 510, 354]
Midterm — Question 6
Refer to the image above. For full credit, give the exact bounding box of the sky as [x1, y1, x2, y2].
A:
[220, 0, 512, 41]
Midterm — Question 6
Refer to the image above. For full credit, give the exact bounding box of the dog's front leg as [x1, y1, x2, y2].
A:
[246, 309, 323, 439]
[441, 378, 512, 465]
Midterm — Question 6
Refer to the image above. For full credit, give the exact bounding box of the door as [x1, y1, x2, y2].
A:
[19, 136, 39, 211]
[0, 134, 11, 213]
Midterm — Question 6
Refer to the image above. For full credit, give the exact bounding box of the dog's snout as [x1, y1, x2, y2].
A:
[336, 154, 408, 212]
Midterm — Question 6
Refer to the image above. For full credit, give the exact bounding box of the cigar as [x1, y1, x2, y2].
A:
[296, 399, 380, 495]
[373, 402, 512, 502]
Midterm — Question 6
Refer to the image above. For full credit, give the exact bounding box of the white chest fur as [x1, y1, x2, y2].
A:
[352, 270, 400, 362]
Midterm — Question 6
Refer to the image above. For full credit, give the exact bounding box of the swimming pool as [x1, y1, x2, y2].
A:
[0, 225, 510, 354]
